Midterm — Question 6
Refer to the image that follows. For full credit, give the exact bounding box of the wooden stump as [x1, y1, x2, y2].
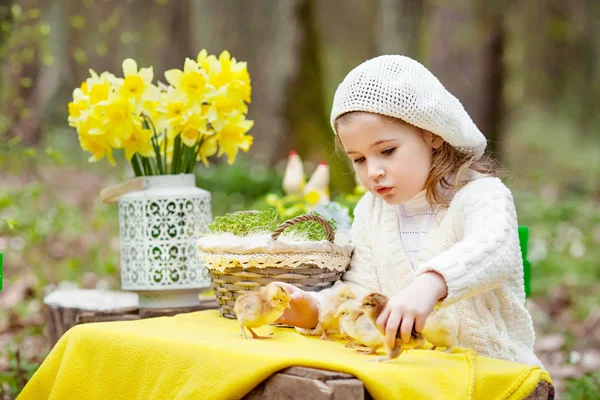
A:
[243, 366, 554, 400]
[244, 367, 371, 400]
[44, 288, 217, 347]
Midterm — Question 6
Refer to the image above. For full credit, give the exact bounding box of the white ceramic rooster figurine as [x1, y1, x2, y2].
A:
[304, 161, 330, 198]
[303, 161, 330, 208]
[282, 150, 306, 196]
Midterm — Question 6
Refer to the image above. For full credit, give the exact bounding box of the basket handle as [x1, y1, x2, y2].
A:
[271, 214, 335, 243]
[99, 177, 145, 204]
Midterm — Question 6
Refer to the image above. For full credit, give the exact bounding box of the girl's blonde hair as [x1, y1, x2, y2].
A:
[334, 112, 500, 207]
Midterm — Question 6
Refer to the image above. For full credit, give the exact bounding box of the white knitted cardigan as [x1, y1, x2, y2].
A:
[305, 176, 543, 367]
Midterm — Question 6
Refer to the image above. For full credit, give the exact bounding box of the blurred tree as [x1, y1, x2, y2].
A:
[155, 0, 192, 72]
[315, 0, 380, 193]
[282, 0, 354, 194]
[518, 0, 572, 108]
[425, 0, 506, 160]
[190, 0, 304, 167]
[505, 0, 600, 135]
[378, 0, 424, 58]
[1, 0, 59, 145]
[0, 0, 15, 54]
[316, 0, 379, 108]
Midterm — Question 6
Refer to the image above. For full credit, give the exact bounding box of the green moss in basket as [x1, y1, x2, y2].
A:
[207, 209, 338, 242]
[285, 214, 338, 242]
[208, 209, 281, 236]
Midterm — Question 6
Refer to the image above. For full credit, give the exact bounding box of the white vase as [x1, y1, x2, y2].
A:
[118, 174, 212, 308]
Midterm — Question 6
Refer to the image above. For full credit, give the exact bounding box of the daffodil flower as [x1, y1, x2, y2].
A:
[196, 49, 217, 73]
[179, 114, 208, 147]
[122, 122, 155, 160]
[216, 114, 254, 165]
[195, 133, 218, 167]
[69, 51, 254, 172]
[165, 58, 209, 104]
[78, 131, 115, 165]
[116, 59, 160, 107]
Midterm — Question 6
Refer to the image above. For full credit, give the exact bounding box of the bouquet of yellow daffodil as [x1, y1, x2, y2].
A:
[68, 50, 253, 176]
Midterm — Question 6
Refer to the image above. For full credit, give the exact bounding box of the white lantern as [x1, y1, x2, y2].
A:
[118, 174, 212, 308]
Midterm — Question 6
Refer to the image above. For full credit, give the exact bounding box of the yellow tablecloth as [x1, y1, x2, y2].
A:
[19, 310, 551, 400]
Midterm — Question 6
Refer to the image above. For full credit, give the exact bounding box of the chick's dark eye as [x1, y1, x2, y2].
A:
[382, 147, 396, 156]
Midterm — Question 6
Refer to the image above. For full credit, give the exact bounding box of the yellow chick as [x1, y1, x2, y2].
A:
[335, 300, 383, 355]
[234, 282, 291, 340]
[422, 308, 459, 352]
[318, 282, 357, 340]
[361, 293, 425, 361]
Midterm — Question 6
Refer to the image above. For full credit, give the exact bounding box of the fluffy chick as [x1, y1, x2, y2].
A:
[422, 308, 459, 351]
[318, 282, 357, 340]
[335, 300, 383, 355]
[360, 293, 425, 361]
[234, 282, 291, 339]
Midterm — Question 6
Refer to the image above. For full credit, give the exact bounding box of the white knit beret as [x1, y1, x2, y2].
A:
[330, 55, 487, 160]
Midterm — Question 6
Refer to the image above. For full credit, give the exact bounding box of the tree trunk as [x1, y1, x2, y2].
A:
[282, 0, 330, 165]
[425, 0, 506, 160]
[517, 0, 572, 110]
[156, 0, 193, 72]
[378, 0, 424, 58]
[314, 0, 380, 193]
[190, 0, 304, 167]
[1, 0, 63, 145]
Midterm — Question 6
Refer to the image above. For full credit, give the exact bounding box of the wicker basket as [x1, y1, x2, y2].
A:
[198, 214, 351, 319]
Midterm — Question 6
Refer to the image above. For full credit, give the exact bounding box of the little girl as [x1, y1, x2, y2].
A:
[277, 55, 542, 367]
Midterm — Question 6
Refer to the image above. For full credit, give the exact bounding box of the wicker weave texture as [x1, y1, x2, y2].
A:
[208, 265, 341, 319]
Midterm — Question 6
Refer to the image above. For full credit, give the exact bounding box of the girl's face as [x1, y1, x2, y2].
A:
[337, 112, 442, 205]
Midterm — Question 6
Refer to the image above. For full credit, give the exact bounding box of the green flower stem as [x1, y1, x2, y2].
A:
[141, 156, 154, 175]
[150, 134, 163, 174]
[163, 132, 168, 175]
[189, 136, 205, 173]
[171, 133, 181, 174]
[143, 115, 165, 175]
[131, 154, 143, 177]
[181, 142, 189, 173]
[184, 142, 196, 173]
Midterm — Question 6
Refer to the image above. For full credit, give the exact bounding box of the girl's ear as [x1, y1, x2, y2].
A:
[423, 130, 444, 149]
[431, 134, 444, 149]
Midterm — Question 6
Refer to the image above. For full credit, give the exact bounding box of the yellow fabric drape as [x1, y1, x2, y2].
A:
[18, 310, 551, 400]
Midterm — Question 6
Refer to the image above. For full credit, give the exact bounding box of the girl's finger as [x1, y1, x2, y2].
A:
[385, 311, 402, 350]
[414, 313, 427, 334]
[399, 314, 415, 343]
[376, 306, 391, 334]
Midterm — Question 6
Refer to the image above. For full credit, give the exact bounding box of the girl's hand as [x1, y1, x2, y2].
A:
[376, 272, 448, 350]
[273, 282, 320, 329]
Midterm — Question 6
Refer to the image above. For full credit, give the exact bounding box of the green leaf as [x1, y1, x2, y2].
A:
[45, 147, 64, 165]
[3, 219, 17, 231]
[22, 148, 36, 158]
[131, 154, 143, 177]
[141, 157, 154, 176]
[171, 133, 181, 174]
